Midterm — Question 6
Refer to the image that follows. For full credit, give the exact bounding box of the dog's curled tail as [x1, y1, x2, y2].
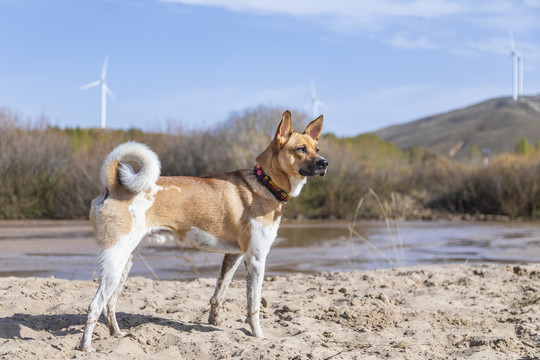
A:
[101, 141, 161, 193]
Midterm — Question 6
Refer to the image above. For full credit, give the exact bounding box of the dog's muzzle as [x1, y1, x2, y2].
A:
[299, 157, 329, 177]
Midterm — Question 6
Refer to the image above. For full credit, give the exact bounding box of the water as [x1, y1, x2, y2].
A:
[0, 220, 539, 280]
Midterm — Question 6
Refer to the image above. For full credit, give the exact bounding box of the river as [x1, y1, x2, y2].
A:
[0, 220, 539, 280]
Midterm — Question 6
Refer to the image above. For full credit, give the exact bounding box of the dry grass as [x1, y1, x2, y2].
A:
[2, 106, 540, 220]
[345, 189, 405, 269]
[430, 153, 540, 217]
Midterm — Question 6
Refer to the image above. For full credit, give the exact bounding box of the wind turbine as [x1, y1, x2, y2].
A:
[518, 51, 523, 97]
[79, 56, 116, 128]
[510, 31, 523, 100]
[310, 79, 326, 118]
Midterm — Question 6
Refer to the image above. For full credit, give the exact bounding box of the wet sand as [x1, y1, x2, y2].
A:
[1, 264, 540, 359]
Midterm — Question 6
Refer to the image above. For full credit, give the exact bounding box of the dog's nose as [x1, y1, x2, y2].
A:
[317, 158, 329, 169]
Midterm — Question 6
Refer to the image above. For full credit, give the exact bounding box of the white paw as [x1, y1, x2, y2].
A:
[251, 328, 264, 339]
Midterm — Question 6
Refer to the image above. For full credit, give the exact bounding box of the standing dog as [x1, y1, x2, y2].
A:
[79, 110, 328, 352]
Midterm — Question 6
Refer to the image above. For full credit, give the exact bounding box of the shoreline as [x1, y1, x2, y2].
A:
[1, 264, 539, 359]
[0, 213, 533, 228]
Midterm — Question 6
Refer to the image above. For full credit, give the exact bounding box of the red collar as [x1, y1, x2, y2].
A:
[253, 163, 291, 202]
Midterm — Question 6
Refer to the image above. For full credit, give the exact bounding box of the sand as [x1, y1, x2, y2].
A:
[1, 264, 539, 359]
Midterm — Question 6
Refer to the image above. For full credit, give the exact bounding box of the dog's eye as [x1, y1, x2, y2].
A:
[316, 148, 320, 153]
[296, 146, 307, 154]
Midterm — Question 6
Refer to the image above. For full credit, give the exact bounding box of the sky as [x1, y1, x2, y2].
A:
[0, 0, 539, 137]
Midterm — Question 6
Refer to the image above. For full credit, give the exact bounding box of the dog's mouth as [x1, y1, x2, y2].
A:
[299, 169, 327, 177]
[299, 160, 328, 177]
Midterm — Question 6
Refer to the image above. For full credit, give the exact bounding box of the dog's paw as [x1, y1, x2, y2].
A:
[113, 331, 127, 338]
[208, 314, 222, 326]
[79, 345, 96, 353]
[208, 307, 223, 326]
[250, 327, 264, 339]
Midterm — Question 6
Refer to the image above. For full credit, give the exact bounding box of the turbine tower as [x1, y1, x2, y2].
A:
[310, 79, 326, 118]
[510, 32, 518, 100]
[518, 52, 523, 97]
[79, 56, 116, 128]
[510, 31, 524, 100]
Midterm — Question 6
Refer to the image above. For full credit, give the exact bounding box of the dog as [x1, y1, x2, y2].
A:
[79, 110, 328, 352]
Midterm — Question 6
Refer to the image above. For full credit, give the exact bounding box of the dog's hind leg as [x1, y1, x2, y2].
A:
[79, 248, 132, 352]
[105, 252, 134, 337]
[209, 253, 244, 325]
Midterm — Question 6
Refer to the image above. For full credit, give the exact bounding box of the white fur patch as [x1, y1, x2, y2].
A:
[166, 185, 182, 193]
[144, 227, 179, 244]
[248, 218, 281, 258]
[100, 184, 162, 269]
[289, 177, 307, 197]
[182, 227, 242, 253]
[102, 142, 161, 193]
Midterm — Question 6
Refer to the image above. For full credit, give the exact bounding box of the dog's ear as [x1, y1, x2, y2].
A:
[304, 115, 323, 141]
[275, 110, 293, 146]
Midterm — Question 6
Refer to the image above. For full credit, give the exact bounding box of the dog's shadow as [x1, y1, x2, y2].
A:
[0, 312, 221, 340]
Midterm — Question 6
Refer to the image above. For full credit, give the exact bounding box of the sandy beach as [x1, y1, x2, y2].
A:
[1, 264, 539, 359]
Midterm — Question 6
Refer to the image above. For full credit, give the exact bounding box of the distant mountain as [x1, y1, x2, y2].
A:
[375, 95, 540, 159]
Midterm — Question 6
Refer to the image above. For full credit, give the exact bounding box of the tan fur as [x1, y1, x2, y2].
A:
[144, 173, 281, 252]
[102, 160, 128, 194]
[90, 192, 132, 250]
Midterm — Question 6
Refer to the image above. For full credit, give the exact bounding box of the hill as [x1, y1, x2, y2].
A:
[375, 95, 540, 159]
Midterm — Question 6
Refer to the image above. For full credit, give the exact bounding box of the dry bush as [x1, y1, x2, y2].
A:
[400, 148, 461, 193]
[4, 105, 540, 220]
[0, 110, 83, 218]
[428, 154, 540, 217]
[0, 106, 311, 219]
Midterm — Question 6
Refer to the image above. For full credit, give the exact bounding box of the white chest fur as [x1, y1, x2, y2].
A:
[289, 177, 307, 198]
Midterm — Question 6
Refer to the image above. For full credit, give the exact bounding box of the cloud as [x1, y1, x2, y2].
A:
[524, 0, 540, 8]
[159, 0, 539, 28]
[161, 0, 468, 23]
[386, 33, 440, 50]
[464, 36, 540, 64]
[160, 0, 540, 53]
[464, 37, 511, 56]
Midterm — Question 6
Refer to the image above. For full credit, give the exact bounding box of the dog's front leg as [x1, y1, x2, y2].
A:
[244, 248, 268, 338]
[209, 253, 244, 325]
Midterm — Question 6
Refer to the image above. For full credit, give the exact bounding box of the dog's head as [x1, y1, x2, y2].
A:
[272, 110, 328, 177]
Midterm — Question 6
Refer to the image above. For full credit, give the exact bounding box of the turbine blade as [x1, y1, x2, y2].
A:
[101, 55, 109, 81]
[310, 79, 317, 99]
[78, 80, 100, 91]
[105, 84, 117, 102]
[510, 29, 515, 52]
